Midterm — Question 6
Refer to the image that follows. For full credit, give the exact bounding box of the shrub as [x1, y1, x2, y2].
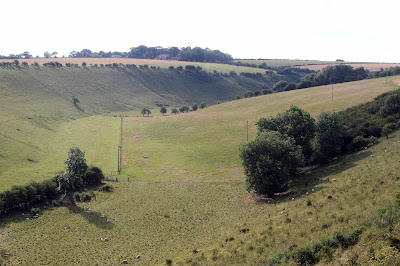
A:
[30, 207, 41, 215]
[312, 112, 347, 164]
[83, 166, 104, 186]
[382, 125, 394, 138]
[272, 81, 288, 92]
[74, 192, 93, 202]
[348, 136, 372, 150]
[98, 184, 113, 192]
[292, 247, 317, 265]
[283, 83, 297, 91]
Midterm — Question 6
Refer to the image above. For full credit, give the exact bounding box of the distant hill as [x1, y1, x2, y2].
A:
[0, 65, 304, 116]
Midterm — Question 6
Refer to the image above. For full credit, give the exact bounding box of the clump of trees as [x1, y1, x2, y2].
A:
[370, 66, 400, 78]
[298, 65, 368, 89]
[241, 106, 348, 196]
[141, 108, 151, 117]
[128, 45, 233, 63]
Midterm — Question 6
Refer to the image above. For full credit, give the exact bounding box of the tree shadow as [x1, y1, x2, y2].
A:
[0, 205, 55, 229]
[254, 149, 373, 204]
[73, 103, 84, 112]
[68, 205, 115, 230]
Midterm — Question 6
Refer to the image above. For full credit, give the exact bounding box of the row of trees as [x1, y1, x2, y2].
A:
[143, 103, 208, 117]
[241, 65, 369, 99]
[370, 66, 400, 78]
[129, 45, 233, 63]
[300, 65, 368, 87]
[69, 46, 234, 63]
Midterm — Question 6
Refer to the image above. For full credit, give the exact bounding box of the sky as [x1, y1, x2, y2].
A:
[1, 0, 399, 62]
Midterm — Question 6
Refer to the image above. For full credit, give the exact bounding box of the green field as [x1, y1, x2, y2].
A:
[120, 77, 399, 183]
[1, 72, 400, 264]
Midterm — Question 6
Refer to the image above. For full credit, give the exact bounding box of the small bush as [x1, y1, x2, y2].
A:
[83, 166, 104, 186]
[98, 184, 113, 192]
[30, 207, 40, 215]
[74, 192, 93, 202]
[292, 247, 317, 265]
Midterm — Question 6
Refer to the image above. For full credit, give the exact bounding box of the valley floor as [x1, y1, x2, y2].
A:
[1, 76, 400, 264]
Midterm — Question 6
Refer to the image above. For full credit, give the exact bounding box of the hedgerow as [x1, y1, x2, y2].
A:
[0, 166, 104, 215]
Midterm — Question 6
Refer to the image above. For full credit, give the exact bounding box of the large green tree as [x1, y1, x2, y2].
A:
[312, 112, 347, 163]
[160, 107, 167, 116]
[240, 131, 304, 197]
[56, 147, 88, 204]
[257, 106, 316, 160]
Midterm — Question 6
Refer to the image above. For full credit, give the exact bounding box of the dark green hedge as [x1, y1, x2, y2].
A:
[0, 166, 104, 215]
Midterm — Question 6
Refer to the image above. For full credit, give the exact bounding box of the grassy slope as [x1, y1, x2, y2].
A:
[120, 77, 397, 182]
[0, 77, 399, 265]
[0, 66, 300, 191]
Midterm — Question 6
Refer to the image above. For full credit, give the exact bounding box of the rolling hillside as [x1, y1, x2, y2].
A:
[0, 65, 303, 191]
[1, 74, 400, 265]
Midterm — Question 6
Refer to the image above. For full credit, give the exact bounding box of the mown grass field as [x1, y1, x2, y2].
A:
[1, 76, 400, 265]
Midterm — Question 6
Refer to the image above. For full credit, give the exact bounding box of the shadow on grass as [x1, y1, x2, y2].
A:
[0, 206, 55, 229]
[68, 205, 115, 229]
[254, 149, 373, 205]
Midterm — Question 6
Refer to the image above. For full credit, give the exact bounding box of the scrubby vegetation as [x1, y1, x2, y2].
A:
[340, 88, 400, 149]
[241, 88, 400, 196]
